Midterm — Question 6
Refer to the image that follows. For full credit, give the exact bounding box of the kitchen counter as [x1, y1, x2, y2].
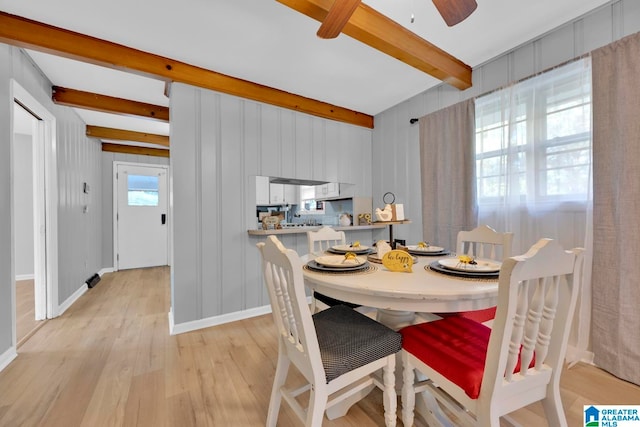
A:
[247, 224, 388, 236]
[247, 220, 411, 236]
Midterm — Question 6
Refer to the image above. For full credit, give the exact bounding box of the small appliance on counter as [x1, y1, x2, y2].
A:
[339, 213, 352, 226]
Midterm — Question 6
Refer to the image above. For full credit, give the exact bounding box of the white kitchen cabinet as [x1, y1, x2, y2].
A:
[256, 176, 270, 205]
[269, 183, 298, 204]
[283, 184, 298, 204]
[269, 183, 285, 204]
[258, 179, 301, 205]
[315, 182, 340, 200]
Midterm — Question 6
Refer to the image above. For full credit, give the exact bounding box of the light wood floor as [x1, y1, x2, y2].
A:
[16, 279, 44, 346]
[1, 267, 638, 426]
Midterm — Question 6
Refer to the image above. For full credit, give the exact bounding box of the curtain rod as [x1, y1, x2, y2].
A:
[408, 52, 591, 125]
[476, 52, 591, 98]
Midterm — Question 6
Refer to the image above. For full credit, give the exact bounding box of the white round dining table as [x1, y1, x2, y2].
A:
[302, 253, 501, 425]
[302, 254, 500, 328]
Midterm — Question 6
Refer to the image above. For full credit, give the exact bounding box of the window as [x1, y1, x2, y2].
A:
[475, 58, 592, 205]
[128, 174, 159, 206]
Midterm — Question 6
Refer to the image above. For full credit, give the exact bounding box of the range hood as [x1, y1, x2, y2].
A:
[269, 177, 329, 186]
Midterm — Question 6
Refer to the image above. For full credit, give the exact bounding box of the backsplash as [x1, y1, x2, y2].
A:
[256, 199, 354, 228]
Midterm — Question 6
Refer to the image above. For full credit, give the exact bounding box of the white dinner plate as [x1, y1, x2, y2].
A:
[406, 245, 445, 253]
[315, 255, 367, 268]
[438, 257, 501, 273]
[331, 244, 371, 252]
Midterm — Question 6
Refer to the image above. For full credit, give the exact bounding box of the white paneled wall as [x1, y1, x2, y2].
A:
[170, 83, 373, 326]
[12, 133, 35, 278]
[0, 46, 103, 359]
[373, 0, 640, 251]
[55, 117, 102, 304]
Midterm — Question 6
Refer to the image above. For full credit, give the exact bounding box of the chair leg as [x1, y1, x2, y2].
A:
[311, 298, 330, 313]
[382, 355, 397, 427]
[401, 352, 416, 427]
[306, 386, 328, 427]
[541, 382, 568, 427]
[475, 405, 501, 427]
[266, 351, 290, 427]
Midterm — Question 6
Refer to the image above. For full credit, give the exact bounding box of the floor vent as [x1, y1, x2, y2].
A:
[86, 273, 101, 289]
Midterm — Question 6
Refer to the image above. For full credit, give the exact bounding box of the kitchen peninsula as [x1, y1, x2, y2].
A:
[247, 223, 388, 236]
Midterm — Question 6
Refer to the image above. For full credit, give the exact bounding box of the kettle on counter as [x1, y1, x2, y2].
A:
[339, 213, 352, 226]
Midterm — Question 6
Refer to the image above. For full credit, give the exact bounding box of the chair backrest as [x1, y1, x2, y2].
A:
[307, 225, 346, 255]
[256, 236, 325, 386]
[457, 224, 514, 261]
[482, 238, 584, 403]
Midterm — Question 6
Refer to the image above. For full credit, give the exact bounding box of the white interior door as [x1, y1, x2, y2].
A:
[12, 80, 59, 323]
[115, 163, 168, 270]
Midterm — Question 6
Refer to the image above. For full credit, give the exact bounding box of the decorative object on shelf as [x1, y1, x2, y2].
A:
[382, 249, 414, 272]
[262, 216, 280, 230]
[391, 203, 404, 221]
[358, 212, 372, 225]
[375, 204, 393, 221]
[383, 191, 396, 204]
[378, 192, 404, 221]
[339, 213, 352, 226]
[375, 239, 392, 259]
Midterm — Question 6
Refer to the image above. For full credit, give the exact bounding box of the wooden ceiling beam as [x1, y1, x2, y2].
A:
[276, 0, 473, 90]
[53, 86, 170, 122]
[0, 11, 373, 128]
[102, 143, 169, 158]
[317, 0, 361, 39]
[86, 126, 170, 147]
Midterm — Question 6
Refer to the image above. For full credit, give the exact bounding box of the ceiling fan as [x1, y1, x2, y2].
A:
[432, 0, 478, 27]
[316, 0, 478, 39]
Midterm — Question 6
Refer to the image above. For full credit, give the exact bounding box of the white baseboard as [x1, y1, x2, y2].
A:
[15, 274, 35, 281]
[57, 283, 88, 316]
[168, 296, 313, 335]
[168, 309, 175, 334]
[169, 304, 273, 335]
[98, 267, 114, 276]
[566, 345, 595, 366]
[0, 346, 17, 373]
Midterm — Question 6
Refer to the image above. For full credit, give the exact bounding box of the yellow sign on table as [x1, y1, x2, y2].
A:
[382, 250, 414, 272]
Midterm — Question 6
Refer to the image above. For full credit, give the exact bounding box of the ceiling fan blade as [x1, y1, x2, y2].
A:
[432, 0, 477, 27]
[317, 0, 361, 39]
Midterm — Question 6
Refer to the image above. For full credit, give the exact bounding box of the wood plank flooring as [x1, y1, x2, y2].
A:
[16, 279, 44, 346]
[1, 266, 638, 426]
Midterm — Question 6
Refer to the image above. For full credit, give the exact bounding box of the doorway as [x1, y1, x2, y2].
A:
[12, 102, 41, 344]
[11, 80, 59, 349]
[113, 162, 169, 270]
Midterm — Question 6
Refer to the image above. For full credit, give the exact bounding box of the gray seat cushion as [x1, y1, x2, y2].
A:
[313, 305, 402, 383]
[313, 291, 361, 309]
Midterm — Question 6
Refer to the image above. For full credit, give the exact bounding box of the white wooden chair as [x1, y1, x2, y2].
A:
[400, 239, 584, 427]
[257, 235, 401, 427]
[457, 224, 513, 263]
[306, 226, 363, 312]
[307, 225, 347, 256]
[445, 225, 514, 323]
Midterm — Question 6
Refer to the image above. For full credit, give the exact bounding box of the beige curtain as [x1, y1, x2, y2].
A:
[591, 31, 640, 386]
[419, 99, 477, 250]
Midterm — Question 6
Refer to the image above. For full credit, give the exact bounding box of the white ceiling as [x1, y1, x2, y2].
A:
[2, 0, 611, 146]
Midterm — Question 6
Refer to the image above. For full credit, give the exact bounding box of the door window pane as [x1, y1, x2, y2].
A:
[128, 174, 159, 206]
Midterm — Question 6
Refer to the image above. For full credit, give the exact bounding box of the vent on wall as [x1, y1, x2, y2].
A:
[86, 273, 101, 289]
